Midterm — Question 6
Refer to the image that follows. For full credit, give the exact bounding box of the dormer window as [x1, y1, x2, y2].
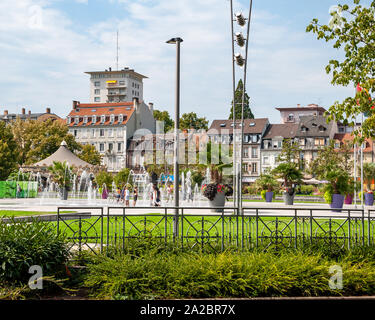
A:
[288, 114, 294, 121]
[110, 114, 114, 124]
[301, 126, 308, 132]
[92, 115, 97, 124]
[83, 116, 88, 125]
[249, 122, 255, 127]
[319, 126, 326, 132]
[101, 115, 105, 124]
[119, 114, 123, 123]
[74, 116, 79, 125]
[220, 123, 226, 127]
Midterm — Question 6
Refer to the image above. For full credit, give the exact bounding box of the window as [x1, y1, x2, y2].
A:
[73, 129, 78, 137]
[243, 148, 249, 158]
[315, 138, 325, 146]
[100, 129, 105, 137]
[300, 139, 305, 146]
[249, 122, 255, 127]
[338, 127, 345, 133]
[99, 143, 104, 152]
[288, 114, 294, 121]
[119, 81, 125, 85]
[319, 126, 326, 132]
[118, 142, 122, 152]
[108, 143, 113, 152]
[251, 163, 257, 174]
[101, 115, 105, 123]
[91, 129, 95, 137]
[263, 156, 269, 165]
[301, 126, 308, 132]
[251, 135, 258, 143]
[94, 97, 100, 102]
[94, 89, 100, 95]
[251, 147, 257, 158]
[94, 81, 100, 87]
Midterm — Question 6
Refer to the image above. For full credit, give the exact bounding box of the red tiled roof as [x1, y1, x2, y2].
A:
[334, 133, 374, 152]
[67, 102, 135, 127]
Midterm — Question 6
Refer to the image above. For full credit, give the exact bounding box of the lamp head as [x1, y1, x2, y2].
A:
[166, 37, 184, 44]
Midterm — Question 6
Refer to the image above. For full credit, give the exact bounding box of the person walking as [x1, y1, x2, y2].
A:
[124, 185, 130, 207]
[133, 186, 138, 207]
[152, 184, 161, 207]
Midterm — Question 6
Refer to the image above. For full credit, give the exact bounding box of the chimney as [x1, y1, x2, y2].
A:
[4, 110, 8, 116]
[133, 97, 139, 110]
[148, 102, 154, 112]
[21, 108, 25, 115]
[46, 107, 51, 114]
[297, 104, 301, 107]
[28, 110, 31, 115]
[73, 101, 80, 109]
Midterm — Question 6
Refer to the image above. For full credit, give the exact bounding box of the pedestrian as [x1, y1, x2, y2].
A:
[115, 187, 121, 202]
[125, 185, 130, 207]
[152, 184, 161, 207]
[133, 186, 138, 207]
[166, 183, 172, 203]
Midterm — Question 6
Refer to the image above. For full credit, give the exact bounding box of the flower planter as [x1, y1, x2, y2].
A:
[330, 194, 345, 212]
[344, 194, 353, 205]
[283, 192, 295, 205]
[209, 191, 226, 213]
[365, 193, 374, 206]
[60, 187, 69, 201]
[265, 192, 273, 203]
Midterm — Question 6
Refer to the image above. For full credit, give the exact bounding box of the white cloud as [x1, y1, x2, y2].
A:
[0, 0, 354, 124]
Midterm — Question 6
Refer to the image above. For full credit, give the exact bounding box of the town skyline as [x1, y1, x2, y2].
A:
[0, 0, 357, 124]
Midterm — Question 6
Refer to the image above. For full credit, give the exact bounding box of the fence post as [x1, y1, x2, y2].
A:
[348, 209, 351, 250]
[256, 208, 259, 248]
[294, 209, 297, 249]
[100, 207, 104, 254]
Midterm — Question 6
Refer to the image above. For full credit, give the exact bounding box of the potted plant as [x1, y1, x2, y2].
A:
[201, 183, 233, 212]
[322, 169, 350, 212]
[309, 142, 351, 211]
[48, 161, 73, 200]
[272, 162, 303, 205]
[255, 173, 278, 203]
[344, 178, 360, 205]
[199, 141, 233, 212]
[362, 163, 375, 206]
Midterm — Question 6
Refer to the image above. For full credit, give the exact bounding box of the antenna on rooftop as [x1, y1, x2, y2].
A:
[116, 30, 119, 71]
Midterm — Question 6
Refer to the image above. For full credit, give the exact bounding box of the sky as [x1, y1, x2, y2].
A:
[0, 0, 361, 125]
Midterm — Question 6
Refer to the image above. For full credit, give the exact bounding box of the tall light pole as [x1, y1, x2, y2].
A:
[229, 0, 254, 215]
[167, 37, 183, 234]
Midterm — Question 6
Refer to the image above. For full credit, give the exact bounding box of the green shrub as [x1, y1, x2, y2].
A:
[83, 246, 375, 299]
[299, 185, 315, 195]
[0, 217, 70, 284]
[324, 190, 332, 204]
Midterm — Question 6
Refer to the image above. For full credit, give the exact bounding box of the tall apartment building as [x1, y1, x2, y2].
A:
[67, 99, 155, 172]
[85, 67, 146, 104]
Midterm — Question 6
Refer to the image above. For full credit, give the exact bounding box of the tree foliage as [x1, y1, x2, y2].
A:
[180, 112, 209, 131]
[229, 79, 254, 120]
[153, 109, 174, 133]
[114, 168, 132, 189]
[95, 170, 114, 190]
[306, 0, 375, 141]
[78, 144, 102, 166]
[308, 141, 350, 195]
[0, 122, 19, 180]
[10, 118, 81, 165]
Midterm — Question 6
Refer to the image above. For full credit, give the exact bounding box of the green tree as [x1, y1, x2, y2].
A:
[78, 144, 102, 166]
[153, 109, 174, 133]
[180, 112, 209, 131]
[306, 0, 375, 141]
[10, 118, 81, 165]
[229, 79, 254, 120]
[95, 170, 114, 191]
[114, 168, 132, 190]
[0, 122, 19, 180]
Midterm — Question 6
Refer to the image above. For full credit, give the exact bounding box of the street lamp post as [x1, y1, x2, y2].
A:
[167, 37, 183, 236]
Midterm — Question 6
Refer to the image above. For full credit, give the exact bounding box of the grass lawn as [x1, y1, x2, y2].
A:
[0, 210, 76, 217]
